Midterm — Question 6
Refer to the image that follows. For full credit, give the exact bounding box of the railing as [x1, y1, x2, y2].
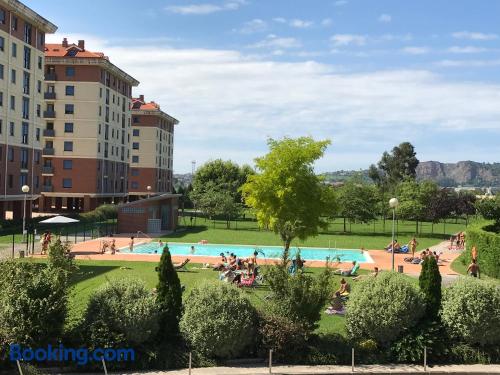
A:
[41, 185, 53, 192]
[42, 147, 54, 155]
[44, 92, 56, 100]
[42, 166, 54, 174]
[43, 110, 56, 118]
[43, 129, 55, 137]
[45, 72, 57, 81]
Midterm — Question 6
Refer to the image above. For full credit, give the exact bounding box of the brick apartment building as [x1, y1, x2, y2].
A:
[39, 38, 139, 212]
[128, 95, 178, 198]
[0, 0, 57, 220]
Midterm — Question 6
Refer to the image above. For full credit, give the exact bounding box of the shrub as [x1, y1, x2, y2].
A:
[264, 264, 332, 331]
[79, 204, 117, 222]
[466, 221, 500, 278]
[419, 256, 441, 319]
[345, 272, 425, 345]
[0, 260, 68, 347]
[441, 277, 500, 346]
[257, 312, 308, 362]
[81, 278, 159, 348]
[180, 282, 257, 359]
[47, 238, 75, 273]
[156, 248, 183, 341]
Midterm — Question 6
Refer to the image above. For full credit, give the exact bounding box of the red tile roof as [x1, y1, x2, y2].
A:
[131, 97, 161, 111]
[45, 42, 107, 59]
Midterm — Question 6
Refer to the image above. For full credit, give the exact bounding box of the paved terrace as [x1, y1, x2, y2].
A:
[65, 236, 460, 276]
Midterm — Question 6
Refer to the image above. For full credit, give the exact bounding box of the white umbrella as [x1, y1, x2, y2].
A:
[39, 215, 80, 224]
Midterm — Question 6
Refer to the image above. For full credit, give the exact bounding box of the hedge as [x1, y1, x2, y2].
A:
[466, 221, 500, 278]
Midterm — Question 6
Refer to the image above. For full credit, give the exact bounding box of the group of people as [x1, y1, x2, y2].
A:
[101, 238, 117, 254]
[217, 251, 259, 285]
[450, 232, 466, 250]
[385, 236, 419, 257]
[40, 231, 52, 255]
[404, 248, 442, 265]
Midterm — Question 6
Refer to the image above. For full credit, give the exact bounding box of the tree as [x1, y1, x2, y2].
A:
[475, 194, 500, 225]
[156, 248, 183, 342]
[336, 177, 378, 231]
[369, 142, 419, 189]
[419, 256, 442, 319]
[241, 137, 336, 257]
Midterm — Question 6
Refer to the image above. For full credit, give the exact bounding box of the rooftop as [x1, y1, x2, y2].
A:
[131, 95, 179, 125]
[45, 38, 105, 58]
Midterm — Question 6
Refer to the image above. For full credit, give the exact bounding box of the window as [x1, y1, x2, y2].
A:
[132, 129, 140, 136]
[8, 147, 14, 161]
[132, 155, 139, 163]
[22, 97, 29, 119]
[64, 141, 73, 151]
[0, 92, 3, 106]
[133, 116, 139, 123]
[11, 16, 17, 31]
[11, 69, 15, 84]
[63, 160, 73, 169]
[23, 71, 30, 94]
[24, 23, 32, 44]
[10, 95, 14, 110]
[131, 181, 139, 189]
[131, 168, 139, 176]
[62, 179, 72, 188]
[36, 127, 40, 141]
[0, 37, 4, 52]
[37, 80, 41, 93]
[21, 123, 28, 144]
[9, 122, 14, 136]
[0, 64, 3, 79]
[36, 104, 40, 117]
[7, 174, 13, 188]
[65, 85, 74, 96]
[20, 149, 28, 169]
[0, 9, 5, 24]
[64, 104, 74, 114]
[0, 119, 2, 133]
[38, 56, 42, 70]
[11, 42, 16, 57]
[64, 122, 73, 133]
[132, 142, 139, 150]
[65, 66, 75, 77]
[98, 123, 101, 134]
[23, 47, 30, 70]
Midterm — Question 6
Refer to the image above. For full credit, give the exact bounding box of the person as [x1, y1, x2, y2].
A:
[409, 237, 418, 258]
[471, 245, 478, 262]
[41, 231, 49, 255]
[353, 267, 378, 281]
[385, 239, 401, 253]
[467, 259, 480, 278]
[325, 292, 345, 315]
[336, 278, 351, 297]
[129, 236, 134, 252]
[334, 261, 359, 276]
[101, 240, 109, 254]
[213, 252, 227, 271]
[158, 240, 164, 249]
[190, 245, 195, 254]
[245, 251, 258, 274]
[110, 239, 116, 255]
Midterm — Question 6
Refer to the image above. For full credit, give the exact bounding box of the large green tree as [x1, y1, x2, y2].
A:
[241, 137, 336, 257]
[397, 179, 439, 233]
[476, 194, 500, 225]
[336, 176, 378, 232]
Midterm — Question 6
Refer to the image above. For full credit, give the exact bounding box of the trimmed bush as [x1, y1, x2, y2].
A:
[0, 260, 68, 347]
[441, 277, 500, 346]
[180, 282, 257, 359]
[345, 272, 425, 345]
[81, 278, 159, 348]
[466, 221, 500, 278]
[419, 256, 441, 319]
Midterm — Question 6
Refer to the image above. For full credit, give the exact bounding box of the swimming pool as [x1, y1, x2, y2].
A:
[121, 242, 373, 263]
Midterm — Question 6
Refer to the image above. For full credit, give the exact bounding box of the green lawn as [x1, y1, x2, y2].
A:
[162, 217, 467, 251]
[67, 259, 369, 335]
[450, 253, 499, 284]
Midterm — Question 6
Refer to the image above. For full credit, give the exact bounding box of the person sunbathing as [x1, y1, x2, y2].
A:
[385, 240, 401, 253]
[334, 261, 359, 276]
[336, 278, 351, 297]
[353, 267, 378, 281]
[213, 252, 228, 271]
[325, 292, 346, 315]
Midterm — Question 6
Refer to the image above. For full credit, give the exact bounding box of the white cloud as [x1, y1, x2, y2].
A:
[447, 46, 487, 54]
[451, 31, 498, 41]
[402, 46, 430, 55]
[248, 34, 302, 49]
[165, 0, 247, 15]
[334, 0, 348, 6]
[321, 18, 333, 27]
[272, 17, 286, 23]
[436, 59, 500, 67]
[378, 14, 392, 23]
[47, 33, 500, 172]
[236, 19, 267, 34]
[289, 19, 314, 28]
[331, 34, 366, 46]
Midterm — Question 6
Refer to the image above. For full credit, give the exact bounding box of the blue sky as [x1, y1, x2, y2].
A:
[26, 0, 500, 172]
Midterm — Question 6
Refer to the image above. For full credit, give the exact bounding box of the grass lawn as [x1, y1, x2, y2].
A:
[161, 218, 467, 251]
[67, 259, 369, 335]
[451, 253, 499, 284]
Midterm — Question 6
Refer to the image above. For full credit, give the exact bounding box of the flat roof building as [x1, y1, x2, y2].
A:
[0, 0, 57, 220]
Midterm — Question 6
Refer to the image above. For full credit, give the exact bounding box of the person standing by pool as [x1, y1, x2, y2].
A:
[467, 259, 480, 278]
[110, 239, 116, 255]
[129, 236, 134, 252]
[409, 237, 418, 259]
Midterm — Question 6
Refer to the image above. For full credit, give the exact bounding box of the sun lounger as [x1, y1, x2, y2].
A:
[174, 258, 190, 271]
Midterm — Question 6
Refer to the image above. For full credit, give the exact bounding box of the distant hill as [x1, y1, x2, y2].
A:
[322, 161, 500, 187]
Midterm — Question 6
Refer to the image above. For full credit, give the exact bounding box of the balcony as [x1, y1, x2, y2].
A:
[43, 110, 56, 119]
[42, 147, 54, 155]
[43, 129, 55, 137]
[44, 92, 56, 100]
[42, 185, 53, 192]
[45, 72, 57, 81]
[42, 166, 54, 174]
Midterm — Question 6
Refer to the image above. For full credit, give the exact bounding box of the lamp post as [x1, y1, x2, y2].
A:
[389, 197, 399, 271]
[146, 185, 152, 199]
[21, 185, 30, 243]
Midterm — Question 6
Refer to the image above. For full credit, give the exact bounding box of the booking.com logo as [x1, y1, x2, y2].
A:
[9, 344, 135, 365]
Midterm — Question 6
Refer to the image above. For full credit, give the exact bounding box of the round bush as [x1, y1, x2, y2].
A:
[180, 282, 257, 359]
[82, 278, 159, 348]
[441, 277, 500, 346]
[345, 272, 425, 344]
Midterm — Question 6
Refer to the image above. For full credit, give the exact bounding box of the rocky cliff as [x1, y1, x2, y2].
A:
[416, 161, 500, 187]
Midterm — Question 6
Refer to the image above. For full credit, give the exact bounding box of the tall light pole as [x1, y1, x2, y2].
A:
[21, 185, 30, 243]
[389, 197, 399, 271]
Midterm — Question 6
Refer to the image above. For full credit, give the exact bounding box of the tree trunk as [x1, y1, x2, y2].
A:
[283, 238, 292, 266]
[343, 217, 346, 233]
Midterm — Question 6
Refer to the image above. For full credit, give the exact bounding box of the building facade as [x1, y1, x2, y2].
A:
[40, 38, 139, 212]
[128, 95, 178, 198]
[0, 0, 56, 220]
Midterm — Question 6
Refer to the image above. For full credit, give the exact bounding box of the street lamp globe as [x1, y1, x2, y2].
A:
[146, 185, 152, 191]
[21, 185, 30, 193]
[389, 197, 399, 208]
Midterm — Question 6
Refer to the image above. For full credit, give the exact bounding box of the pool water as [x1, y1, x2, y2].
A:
[121, 242, 372, 263]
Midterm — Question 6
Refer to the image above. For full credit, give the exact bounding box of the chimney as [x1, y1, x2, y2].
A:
[62, 38, 68, 47]
[139, 94, 145, 102]
[78, 40, 85, 50]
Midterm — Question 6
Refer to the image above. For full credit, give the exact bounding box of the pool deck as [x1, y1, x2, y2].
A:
[64, 236, 460, 276]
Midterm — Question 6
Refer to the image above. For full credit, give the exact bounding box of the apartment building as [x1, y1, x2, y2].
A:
[0, 0, 56, 220]
[40, 38, 139, 212]
[128, 95, 178, 198]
